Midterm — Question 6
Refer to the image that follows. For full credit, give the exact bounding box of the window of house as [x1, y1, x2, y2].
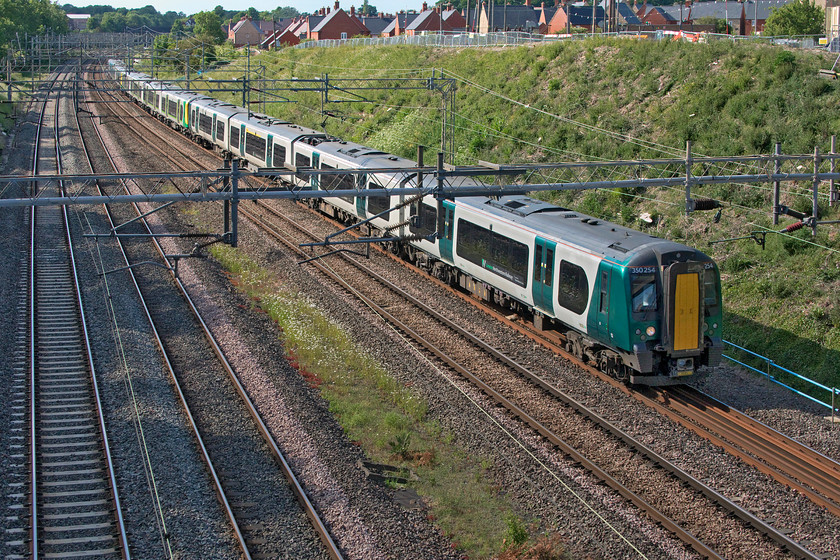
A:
[341, 32, 348, 39]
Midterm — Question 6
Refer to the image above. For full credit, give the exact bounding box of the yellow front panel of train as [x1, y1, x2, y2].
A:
[674, 273, 700, 351]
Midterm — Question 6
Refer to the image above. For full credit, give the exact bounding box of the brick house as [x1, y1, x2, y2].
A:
[309, 2, 370, 39]
[405, 4, 454, 35]
[546, 3, 605, 33]
[228, 17, 263, 47]
[382, 12, 419, 36]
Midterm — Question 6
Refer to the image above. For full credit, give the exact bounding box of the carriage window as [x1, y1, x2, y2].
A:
[558, 261, 589, 315]
[216, 120, 225, 142]
[167, 98, 177, 117]
[599, 270, 609, 313]
[703, 268, 718, 307]
[230, 126, 240, 151]
[245, 131, 266, 161]
[456, 219, 528, 287]
[273, 144, 286, 166]
[321, 163, 355, 202]
[410, 202, 437, 237]
[367, 182, 390, 217]
[295, 153, 310, 168]
[545, 248, 554, 287]
[631, 273, 657, 313]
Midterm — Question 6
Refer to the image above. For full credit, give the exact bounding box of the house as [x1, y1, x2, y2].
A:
[442, 6, 469, 30]
[477, 0, 543, 32]
[546, 3, 606, 33]
[640, 5, 678, 25]
[615, 2, 642, 27]
[289, 13, 326, 40]
[310, 2, 370, 40]
[66, 13, 90, 31]
[739, 0, 792, 34]
[660, 1, 745, 33]
[405, 4, 454, 35]
[359, 14, 395, 36]
[381, 12, 420, 36]
[228, 17, 263, 47]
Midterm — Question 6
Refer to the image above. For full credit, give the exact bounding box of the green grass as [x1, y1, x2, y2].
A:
[208, 243, 565, 559]
[159, 37, 840, 399]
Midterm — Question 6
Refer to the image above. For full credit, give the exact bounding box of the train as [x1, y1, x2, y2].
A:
[107, 60, 723, 385]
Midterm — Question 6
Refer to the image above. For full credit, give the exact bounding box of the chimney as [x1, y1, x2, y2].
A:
[327, 6, 331, 13]
[435, 6, 440, 13]
[541, 1, 545, 9]
[422, 1, 427, 11]
[525, 0, 531, 6]
[335, 0, 340, 10]
[350, 5, 355, 14]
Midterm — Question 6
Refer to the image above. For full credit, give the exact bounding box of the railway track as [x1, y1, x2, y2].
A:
[83, 65, 342, 560]
[96, 65, 831, 558]
[29, 70, 129, 559]
[488, 307, 840, 520]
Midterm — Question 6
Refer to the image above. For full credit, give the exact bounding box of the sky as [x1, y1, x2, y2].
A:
[59, 0, 415, 17]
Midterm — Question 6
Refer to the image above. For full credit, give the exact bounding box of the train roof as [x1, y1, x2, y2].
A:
[457, 195, 702, 265]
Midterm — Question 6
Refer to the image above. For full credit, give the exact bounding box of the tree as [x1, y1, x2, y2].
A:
[270, 6, 300, 19]
[99, 11, 127, 32]
[193, 10, 226, 44]
[762, 0, 824, 36]
[695, 16, 730, 34]
[246, 7, 260, 20]
[360, 0, 377, 16]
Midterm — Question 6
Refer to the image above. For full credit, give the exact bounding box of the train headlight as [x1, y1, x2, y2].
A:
[646, 326, 656, 337]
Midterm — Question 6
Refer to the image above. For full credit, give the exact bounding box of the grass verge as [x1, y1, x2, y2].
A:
[208, 242, 570, 559]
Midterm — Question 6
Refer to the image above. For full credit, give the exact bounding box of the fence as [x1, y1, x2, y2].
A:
[293, 30, 826, 51]
[723, 340, 838, 421]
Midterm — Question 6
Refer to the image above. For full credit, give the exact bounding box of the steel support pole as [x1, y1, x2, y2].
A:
[223, 158, 230, 242]
[231, 159, 239, 247]
[831, 136, 837, 207]
[772, 142, 781, 225]
[813, 146, 821, 237]
[436, 151, 445, 240]
[685, 140, 692, 215]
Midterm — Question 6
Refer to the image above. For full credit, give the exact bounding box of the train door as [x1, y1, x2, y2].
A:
[266, 135, 274, 167]
[664, 262, 703, 353]
[532, 237, 555, 315]
[212, 114, 217, 142]
[595, 267, 611, 342]
[311, 152, 320, 189]
[239, 124, 246, 155]
[355, 173, 367, 218]
[439, 200, 455, 263]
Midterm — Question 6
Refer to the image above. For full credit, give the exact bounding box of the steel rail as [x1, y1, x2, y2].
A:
[80, 66, 252, 560]
[29, 69, 129, 559]
[58, 68, 131, 559]
[90, 65, 344, 560]
[654, 385, 840, 517]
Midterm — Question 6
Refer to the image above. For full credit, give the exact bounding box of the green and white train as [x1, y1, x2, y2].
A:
[109, 60, 723, 385]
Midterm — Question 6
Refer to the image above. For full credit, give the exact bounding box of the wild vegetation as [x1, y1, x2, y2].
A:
[207, 244, 570, 559]
[184, 38, 840, 398]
